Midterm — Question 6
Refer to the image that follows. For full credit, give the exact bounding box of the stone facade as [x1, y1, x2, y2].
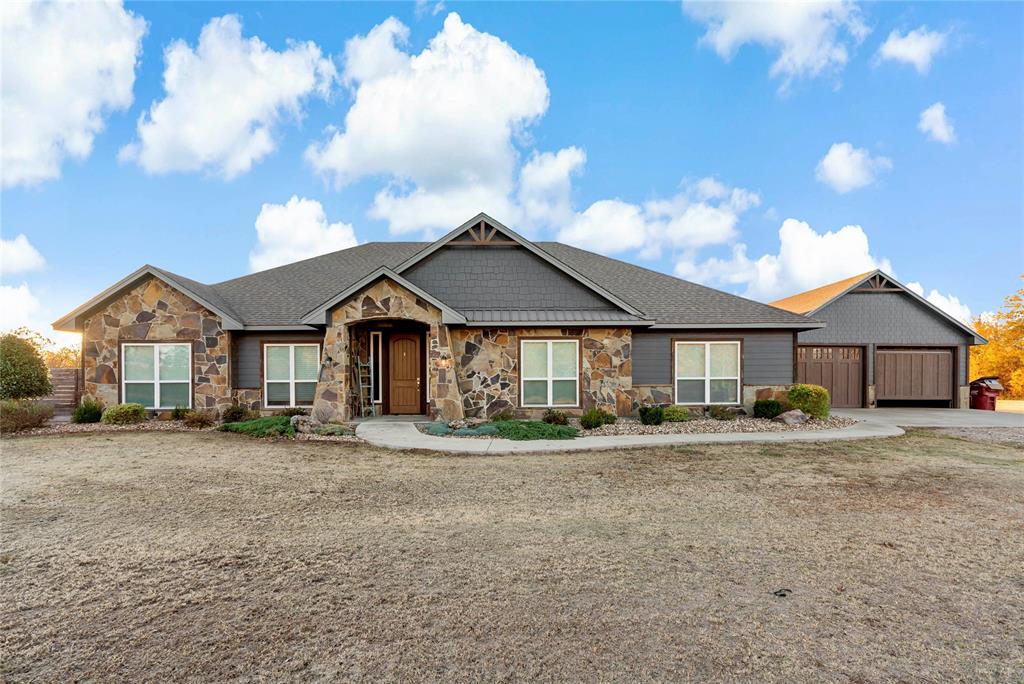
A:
[81, 277, 231, 412]
[742, 385, 791, 412]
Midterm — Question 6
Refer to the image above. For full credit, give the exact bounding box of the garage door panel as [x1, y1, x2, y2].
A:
[797, 346, 863, 408]
[875, 349, 953, 401]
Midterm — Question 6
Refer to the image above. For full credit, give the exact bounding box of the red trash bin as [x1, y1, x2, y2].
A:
[970, 377, 1004, 411]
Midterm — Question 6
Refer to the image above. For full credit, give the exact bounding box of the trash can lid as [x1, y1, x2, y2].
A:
[971, 376, 1004, 390]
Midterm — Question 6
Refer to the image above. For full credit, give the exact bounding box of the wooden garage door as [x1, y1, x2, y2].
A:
[797, 346, 863, 408]
[875, 349, 953, 401]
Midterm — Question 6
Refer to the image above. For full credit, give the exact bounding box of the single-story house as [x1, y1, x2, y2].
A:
[54, 213, 981, 420]
[771, 270, 985, 409]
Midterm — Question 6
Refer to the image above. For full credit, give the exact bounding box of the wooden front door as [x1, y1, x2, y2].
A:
[797, 346, 864, 408]
[388, 334, 421, 414]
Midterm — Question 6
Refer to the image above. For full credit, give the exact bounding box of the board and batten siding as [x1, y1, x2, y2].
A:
[231, 331, 325, 389]
[632, 330, 795, 386]
[796, 292, 974, 385]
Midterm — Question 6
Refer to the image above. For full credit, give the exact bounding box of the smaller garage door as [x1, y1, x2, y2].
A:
[797, 346, 863, 408]
[875, 349, 953, 403]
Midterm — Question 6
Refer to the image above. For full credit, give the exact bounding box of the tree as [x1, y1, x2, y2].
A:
[42, 345, 80, 369]
[0, 333, 53, 400]
[970, 276, 1024, 398]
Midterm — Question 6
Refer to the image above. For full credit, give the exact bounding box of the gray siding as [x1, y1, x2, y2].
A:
[232, 331, 324, 389]
[797, 292, 974, 385]
[404, 246, 619, 312]
[633, 330, 794, 386]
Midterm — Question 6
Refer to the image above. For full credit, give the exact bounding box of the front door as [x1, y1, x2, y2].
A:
[388, 334, 421, 414]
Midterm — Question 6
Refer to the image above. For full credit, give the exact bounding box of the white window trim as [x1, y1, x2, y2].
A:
[520, 339, 579, 408]
[264, 343, 321, 408]
[121, 342, 192, 410]
[674, 341, 741, 405]
[370, 332, 382, 404]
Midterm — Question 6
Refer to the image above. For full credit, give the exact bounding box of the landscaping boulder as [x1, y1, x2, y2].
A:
[291, 415, 321, 434]
[772, 409, 808, 426]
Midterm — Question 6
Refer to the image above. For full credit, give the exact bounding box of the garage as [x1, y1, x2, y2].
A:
[796, 346, 863, 407]
[875, 348, 954, 406]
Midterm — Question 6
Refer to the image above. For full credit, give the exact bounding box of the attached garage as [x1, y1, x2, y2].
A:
[773, 271, 986, 409]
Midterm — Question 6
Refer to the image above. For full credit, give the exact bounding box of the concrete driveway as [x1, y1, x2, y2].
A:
[834, 408, 1024, 428]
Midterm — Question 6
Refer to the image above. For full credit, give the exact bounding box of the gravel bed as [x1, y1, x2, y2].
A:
[4, 420, 216, 438]
[572, 415, 857, 436]
[294, 432, 364, 444]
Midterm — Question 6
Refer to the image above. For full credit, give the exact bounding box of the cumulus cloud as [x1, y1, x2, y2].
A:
[0, 235, 46, 275]
[518, 147, 587, 229]
[918, 102, 956, 144]
[815, 142, 892, 193]
[121, 15, 335, 179]
[306, 13, 551, 235]
[1, 0, 146, 187]
[249, 196, 360, 271]
[876, 26, 948, 74]
[906, 281, 973, 323]
[682, 0, 868, 90]
[0, 282, 79, 346]
[676, 218, 893, 302]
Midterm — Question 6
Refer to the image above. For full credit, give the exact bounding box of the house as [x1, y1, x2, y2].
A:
[54, 213, 830, 421]
[771, 270, 985, 409]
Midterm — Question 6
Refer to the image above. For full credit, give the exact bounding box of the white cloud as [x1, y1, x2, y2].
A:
[682, 0, 868, 89]
[0, 234, 46, 274]
[415, 0, 446, 18]
[815, 142, 892, 193]
[906, 281, 972, 323]
[518, 147, 586, 229]
[0, 282, 79, 347]
[558, 200, 652, 254]
[677, 218, 892, 301]
[918, 102, 956, 144]
[249, 196, 359, 272]
[121, 15, 335, 179]
[306, 13, 550, 235]
[1, 0, 146, 187]
[876, 26, 948, 74]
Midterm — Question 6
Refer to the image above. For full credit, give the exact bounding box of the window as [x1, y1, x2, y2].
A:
[122, 343, 191, 409]
[264, 344, 320, 407]
[370, 332, 382, 404]
[520, 339, 578, 407]
[674, 341, 740, 405]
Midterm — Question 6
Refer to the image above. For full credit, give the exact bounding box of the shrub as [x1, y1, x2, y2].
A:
[663, 406, 690, 422]
[218, 416, 295, 438]
[453, 424, 500, 437]
[0, 399, 54, 433]
[708, 406, 737, 421]
[424, 421, 453, 436]
[170, 404, 190, 420]
[182, 410, 216, 429]
[0, 334, 52, 400]
[101, 403, 147, 425]
[314, 423, 355, 437]
[580, 408, 616, 429]
[786, 384, 830, 419]
[638, 405, 664, 425]
[490, 408, 516, 422]
[753, 399, 784, 419]
[542, 409, 568, 425]
[72, 398, 104, 424]
[273, 407, 309, 417]
[220, 404, 255, 423]
[491, 420, 577, 441]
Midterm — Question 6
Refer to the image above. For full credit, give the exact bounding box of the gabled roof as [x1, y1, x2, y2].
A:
[770, 269, 986, 344]
[53, 265, 245, 332]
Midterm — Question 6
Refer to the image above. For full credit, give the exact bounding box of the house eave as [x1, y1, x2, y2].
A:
[645, 322, 826, 330]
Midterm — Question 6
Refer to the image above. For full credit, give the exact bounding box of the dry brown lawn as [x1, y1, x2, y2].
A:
[1, 430, 1022, 682]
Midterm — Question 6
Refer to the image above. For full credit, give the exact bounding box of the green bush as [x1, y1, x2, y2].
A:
[579, 408, 616, 429]
[0, 334, 52, 400]
[182, 410, 216, 429]
[273, 407, 308, 417]
[708, 405, 737, 421]
[542, 409, 568, 425]
[314, 423, 355, 437]
[0, 399, 54, 433]
[170, 404, 190, 420]
[453, 424, 500, 437]
[492, 420, 577, 441]
[220, 404, 255, 423]
[663, 406, 690, 422]
[424, 421, 453, 436]
[101, 403, 147, 425]
[786, 384, 830, 419]
[753, 399, 784, 419]
[217, 416, 295, 438]
[72, 398, 104, 424]
[638, 405, 664, 425]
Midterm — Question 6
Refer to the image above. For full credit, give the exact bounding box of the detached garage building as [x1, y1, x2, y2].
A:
[771, 270, 986, 409]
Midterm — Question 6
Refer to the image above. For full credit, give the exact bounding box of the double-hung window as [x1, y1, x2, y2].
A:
[675, 341, 741, 404]
[520, 339, 579, 407]
[122, 343, 191, 409]
[264, 344, 320, 407]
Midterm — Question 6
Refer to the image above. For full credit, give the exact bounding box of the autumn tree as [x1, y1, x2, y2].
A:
[970, 276, 1024, 398]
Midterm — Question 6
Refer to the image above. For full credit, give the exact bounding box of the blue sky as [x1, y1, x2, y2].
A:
[2, 1, 1021, 345]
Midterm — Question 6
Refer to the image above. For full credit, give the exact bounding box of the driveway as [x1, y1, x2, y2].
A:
[835, 407, 1024, 427]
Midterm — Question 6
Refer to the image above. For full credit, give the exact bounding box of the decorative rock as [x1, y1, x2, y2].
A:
[291, 415, 321, 434]
[772, 409, 808, 425]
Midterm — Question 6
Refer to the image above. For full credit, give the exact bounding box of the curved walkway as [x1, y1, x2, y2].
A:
[356, 419, 903, 454]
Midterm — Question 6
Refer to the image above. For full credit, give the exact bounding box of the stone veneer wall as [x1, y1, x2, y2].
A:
[312, 278, 463, 421]
[449, 327, 633, 418]
[81, 277, 232, 412]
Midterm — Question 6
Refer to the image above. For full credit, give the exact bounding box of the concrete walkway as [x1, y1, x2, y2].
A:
[834, 407, 1024, 428]
[355, 419, 903, 454]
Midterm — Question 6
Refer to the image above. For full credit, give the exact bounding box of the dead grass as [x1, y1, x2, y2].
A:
[1, 430, 1022, 681]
